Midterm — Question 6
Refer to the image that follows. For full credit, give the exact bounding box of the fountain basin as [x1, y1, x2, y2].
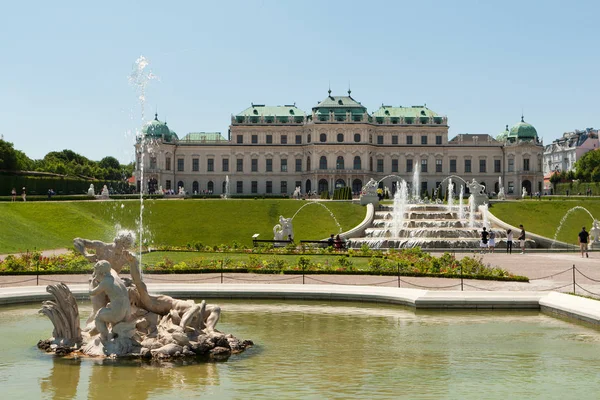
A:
[1, 286, 600, 399]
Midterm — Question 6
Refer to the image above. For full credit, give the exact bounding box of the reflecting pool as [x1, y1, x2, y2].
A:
[2, 300, 600, 399]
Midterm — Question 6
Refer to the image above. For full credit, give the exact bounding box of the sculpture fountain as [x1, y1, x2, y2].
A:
[87, 184, 95, 197]
[38, 231, 252, 360]
[38, 58, 252, 361]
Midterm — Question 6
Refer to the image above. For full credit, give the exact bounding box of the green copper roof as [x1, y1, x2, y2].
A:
[236, 104, 306, 118]
[372, 105, 440, 118]
[508, 117, 538, 140]
[313, 92, 366, 111]
[142, 114, 178, 142]
[180, 132, 227, 142]
[496, 125, 510, 141]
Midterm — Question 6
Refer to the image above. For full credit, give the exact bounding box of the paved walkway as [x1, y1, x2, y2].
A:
[1, 249, 598, 297]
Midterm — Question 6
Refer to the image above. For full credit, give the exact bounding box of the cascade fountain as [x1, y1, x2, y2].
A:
[348, 176, 490, 249]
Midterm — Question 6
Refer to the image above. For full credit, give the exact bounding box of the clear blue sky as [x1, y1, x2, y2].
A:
[1, 0, 598, 164]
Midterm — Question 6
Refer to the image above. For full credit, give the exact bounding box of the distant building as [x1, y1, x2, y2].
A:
[543, 128, 599, 175]
[134, 91, 544, 197]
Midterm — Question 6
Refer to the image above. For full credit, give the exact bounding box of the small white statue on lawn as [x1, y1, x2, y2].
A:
[273, 215, 294, 241]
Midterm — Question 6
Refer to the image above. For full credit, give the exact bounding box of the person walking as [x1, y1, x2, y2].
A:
[488, 230, 496, 253]
[506, 229, 513, 254]
[21, 187, 26, 202]
[578, 226, 590, 258]
[480, 227, 489, 253]
[11, 188, 16, 202]
[518, 224, 526, 254]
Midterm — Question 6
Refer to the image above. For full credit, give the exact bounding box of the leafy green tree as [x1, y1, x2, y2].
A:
[99, 156, 120, 170]
[574, 150, 600, 182]
[0, 139, 18, 170]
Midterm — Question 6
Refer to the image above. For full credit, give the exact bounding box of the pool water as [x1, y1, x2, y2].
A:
[1, 300, 600, 399]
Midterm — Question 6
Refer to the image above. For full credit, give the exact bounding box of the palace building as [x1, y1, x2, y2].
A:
[134, 91, 544, 197]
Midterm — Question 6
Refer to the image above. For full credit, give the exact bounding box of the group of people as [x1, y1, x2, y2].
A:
[327, 234, 345, 250]
[11, 187, 26, 202]
[480, 224, 527, 254]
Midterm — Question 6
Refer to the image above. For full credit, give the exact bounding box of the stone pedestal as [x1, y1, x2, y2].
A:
[360, 195, 379, 206]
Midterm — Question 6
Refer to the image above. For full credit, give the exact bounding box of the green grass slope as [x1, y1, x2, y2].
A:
[490, 199, 600, 244]
[0, 199, 365, 253]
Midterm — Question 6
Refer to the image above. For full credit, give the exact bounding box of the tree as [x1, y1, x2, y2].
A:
[99, 156, 120, 170]
[0, 139, 18, 170]
[574, 150, 600, 182]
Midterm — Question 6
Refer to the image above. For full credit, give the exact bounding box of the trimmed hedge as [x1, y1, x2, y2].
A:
[0, 172, 130, 197]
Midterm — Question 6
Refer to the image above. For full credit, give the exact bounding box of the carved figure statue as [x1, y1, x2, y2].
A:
[522, 187, 528, 199]
[100, 185, 110, 199]
[89, 260, 131, 340]
[87, 184, 95, 196]
[40, 233, 250, 360]
[293, 186, 302, 199]
[467, 179, 486, 196]
[273, 215, 294, 241]
[361, 178, 379, 196]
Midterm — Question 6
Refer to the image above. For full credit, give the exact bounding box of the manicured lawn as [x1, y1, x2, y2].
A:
[0, 199, 365, 254]
[490, 198, 600, 244]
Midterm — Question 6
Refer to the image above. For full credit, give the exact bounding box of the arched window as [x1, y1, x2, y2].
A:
[369, 134, 373, 143]
[318, 179, 328, 195]
[354, 133, 361, 142]
[353, 156, 361, 170]
[336, 156, 344, 170]
[306, 156, 311, 171]
[335, 179, 346, 188]
[207, 181, 214, 193]
[222, 181, 227, 194]
[177, 181, 184, 190]
[352, 179, 362, 194]
[320, 133, 327, 142]
[369, 157, 373, 172]
[307, 133, 311, 143]
[337, 133, 344, 142]
[305, 179, 312, 194]
[192, 181, 199, 194]
[319, 156, 328, 170]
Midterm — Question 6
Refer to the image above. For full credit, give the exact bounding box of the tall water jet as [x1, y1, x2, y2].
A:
[224, 175, 230, 199]
[498, 176, 506, 200]
[129, 55, 157, 265]
[458, 185, 465, 221]
[447, 179, 454, 210]
[412, 163, 420, 200]
[481, 203, 489, 228]
[392, 180, 409, 237]
[469, 194, 476, 228]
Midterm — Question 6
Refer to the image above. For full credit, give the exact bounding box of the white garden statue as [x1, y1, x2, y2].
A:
[273, 215, 294, 241]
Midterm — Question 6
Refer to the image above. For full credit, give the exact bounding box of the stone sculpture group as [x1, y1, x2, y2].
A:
[38, 231, 252, 360]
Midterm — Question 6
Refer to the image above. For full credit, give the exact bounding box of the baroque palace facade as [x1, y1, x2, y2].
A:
[134, 91, 544, 197]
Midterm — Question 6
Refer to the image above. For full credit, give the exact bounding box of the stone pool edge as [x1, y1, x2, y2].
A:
[0, 284, 598, 326]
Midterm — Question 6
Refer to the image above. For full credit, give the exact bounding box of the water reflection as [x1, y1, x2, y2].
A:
[40, 356, 222, 400]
